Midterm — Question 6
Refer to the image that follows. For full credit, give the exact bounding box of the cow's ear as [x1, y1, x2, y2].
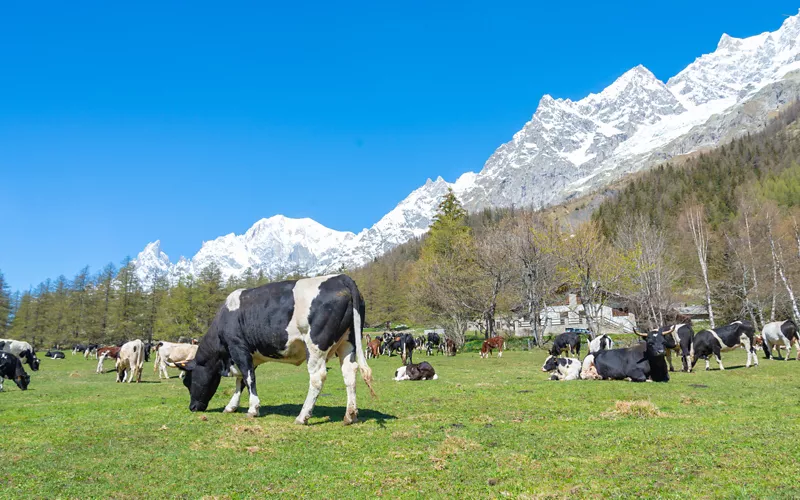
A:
[174, 360, 196, 372]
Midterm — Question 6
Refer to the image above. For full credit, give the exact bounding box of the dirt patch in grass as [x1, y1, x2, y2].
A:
[601, 400, 665, 419]
[680, 395, 709, 406]
[429, 436, 481, 470]
[68, 371, 81, 378]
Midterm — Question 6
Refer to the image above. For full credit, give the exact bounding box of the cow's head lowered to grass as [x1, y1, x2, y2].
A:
[175, 358, 221, 412]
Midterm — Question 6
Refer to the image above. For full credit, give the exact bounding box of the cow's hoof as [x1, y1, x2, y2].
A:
[246, 407, 260, 418]
[223, 406, 237, 414]
[294, 416, 309, 425]
[343, 413, 358, 426]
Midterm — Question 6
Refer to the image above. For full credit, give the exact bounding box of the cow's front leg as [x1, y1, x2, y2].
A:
[337, 342, 359, 425]
[296, 350, 328, 425]
[224, 377, 245, 413]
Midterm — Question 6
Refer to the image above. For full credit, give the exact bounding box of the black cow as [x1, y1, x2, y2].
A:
[174, 275, 374, 425]
[550, 332, 581, 357]
[581, 328, 669, 382]
[72, 344, 87, 355]
[690, 320, 758, 371]
[45, 350, 66, 359]
[393, 361, 438, 381]
[662, 323, 694, 372]
[0, 352, 30, 391]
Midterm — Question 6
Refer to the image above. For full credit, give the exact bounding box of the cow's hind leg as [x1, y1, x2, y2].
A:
[666, 349, 675, 372]
[224, 377, 245, 413]
[337, 342, 359, 425]
[295, 348, 328, 425]
[713, 344, 724, 371]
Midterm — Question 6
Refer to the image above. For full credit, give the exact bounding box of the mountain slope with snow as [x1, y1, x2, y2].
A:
[135, 11, 800, 283]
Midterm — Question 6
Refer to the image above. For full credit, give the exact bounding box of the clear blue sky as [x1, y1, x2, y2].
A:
[1, 1, 796, 291]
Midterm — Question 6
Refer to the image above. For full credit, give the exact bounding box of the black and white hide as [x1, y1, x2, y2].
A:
[174, 274, 375, 425]
[662, 324, 694, 372]
[759, 320, 799, 361]
[393, 361, 438, 381]
[0, 352, 30, 391]
[541, 355, 581, 381]
[690, 320, 758, 371]
[0, 339, 40, 371]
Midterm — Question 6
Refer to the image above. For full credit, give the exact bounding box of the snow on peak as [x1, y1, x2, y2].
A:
[135, 11, 800, 284]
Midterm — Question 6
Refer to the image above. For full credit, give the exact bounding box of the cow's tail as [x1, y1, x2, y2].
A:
[348, 278, 376, 398]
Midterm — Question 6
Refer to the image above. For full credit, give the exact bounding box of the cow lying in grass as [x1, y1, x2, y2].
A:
[541, 355, 581, 381]
[394, 362, 438, 381]
[580, 327, 669, 382]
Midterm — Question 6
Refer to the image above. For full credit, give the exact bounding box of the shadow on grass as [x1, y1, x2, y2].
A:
[208, 404, 397, 425]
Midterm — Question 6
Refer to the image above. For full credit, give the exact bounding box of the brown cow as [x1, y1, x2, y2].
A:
[444, 339, 457, 356]
[480, 336, 505, 359]
[95, 346, 120, 374]
[366, 339, 381, 359]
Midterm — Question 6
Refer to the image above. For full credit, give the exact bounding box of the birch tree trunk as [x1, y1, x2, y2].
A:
[744, 212, 766, 327]
[686, 206, 715, 328]
[769, 224, 800, 321]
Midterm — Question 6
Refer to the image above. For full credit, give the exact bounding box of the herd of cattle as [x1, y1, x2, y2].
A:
[2, 275, 800, 428]
[540, 319, 800, 382]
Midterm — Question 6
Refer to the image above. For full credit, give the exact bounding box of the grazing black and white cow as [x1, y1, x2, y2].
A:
[0, 339, 40, 371]
[393, 361, 438, 381]
[425, 331, 442, 356]
[690, 320, 758, 371]
[581, 328, 669, 382]
[383, 334, 415, 365]
[72, 344, 87, 355]
[587, 334, 614, 354]
[45, 350, 66, 359]
[550, 332, 581, 358]
[758, 320, 799, 361]
[541, 355, 581, 381]
[0, 352, 30, 391]
[174, 275, 374, 425]
[661, 324, 694, 372]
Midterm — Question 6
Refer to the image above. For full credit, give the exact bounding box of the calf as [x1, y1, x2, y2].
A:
[690, 320, 758, 371]
[662, 324, 694, 372]
[0, 352, 30, 391]
[541, 355, 581, 381]
[95, 346, 120, 374]
[444, 339, 457, 356]
[587, 334, 614, 354]
[480, 336, 505, 358]
[45, 350, 66, 359]
[116, 339, 146, 383]
[581, 328, 669, 382]
[758, 320, 799, 361]
[154, 341, 199, 380]
[550, 332, 581, 358]
[0, 338, 40, 371]
[174, 274, 374, 425]
[393, 361, 438, 381]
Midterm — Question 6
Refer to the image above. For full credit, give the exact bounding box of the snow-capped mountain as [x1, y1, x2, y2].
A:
[135, 11, 800, 283]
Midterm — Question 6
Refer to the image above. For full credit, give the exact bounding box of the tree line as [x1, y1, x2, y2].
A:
[6, 103, 800, 350]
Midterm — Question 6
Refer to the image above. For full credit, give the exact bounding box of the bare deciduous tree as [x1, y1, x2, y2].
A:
[683, 204, 715, 328]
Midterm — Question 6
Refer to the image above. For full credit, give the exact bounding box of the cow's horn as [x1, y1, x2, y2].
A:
[633, 327, 647, 338]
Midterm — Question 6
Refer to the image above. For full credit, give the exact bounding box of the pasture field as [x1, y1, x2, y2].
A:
[2, 348, 800, 498]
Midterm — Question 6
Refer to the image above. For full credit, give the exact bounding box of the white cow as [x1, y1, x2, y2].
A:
[116, 340, 145, 383]
[153, 341, 199, 380]
[758, 320, 800, 361]
[542, 355, 582, 380]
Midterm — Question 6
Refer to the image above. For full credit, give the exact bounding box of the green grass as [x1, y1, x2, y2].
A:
[2, 348, 800, 498]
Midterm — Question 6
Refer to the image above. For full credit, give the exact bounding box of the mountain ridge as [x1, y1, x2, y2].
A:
[135, 10, 800, 284]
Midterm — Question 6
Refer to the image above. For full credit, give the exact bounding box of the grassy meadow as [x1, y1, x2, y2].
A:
[2, 346, 800, 498]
